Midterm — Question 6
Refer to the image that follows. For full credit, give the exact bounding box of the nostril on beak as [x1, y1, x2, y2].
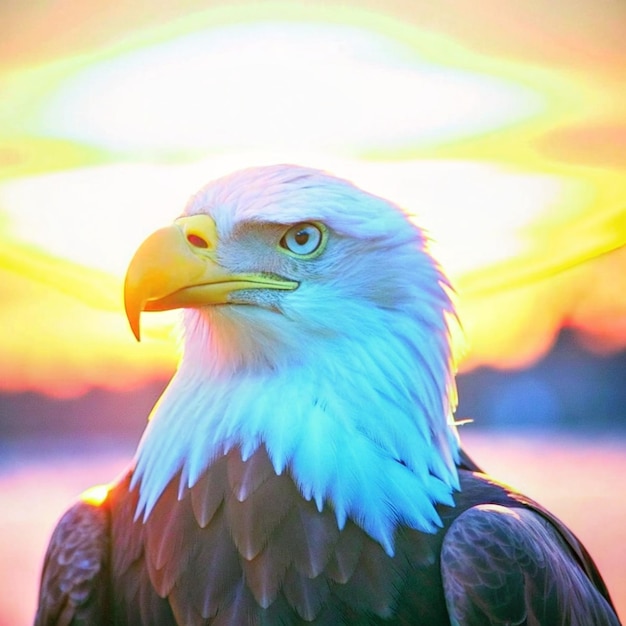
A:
[187, 233, 209, 249]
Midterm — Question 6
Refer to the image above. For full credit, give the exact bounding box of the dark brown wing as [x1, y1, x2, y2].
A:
[34, 498, 110, 626]
[441, 503, 621, 626]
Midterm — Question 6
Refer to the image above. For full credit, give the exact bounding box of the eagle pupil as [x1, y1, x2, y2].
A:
[295, 230, 310, 246]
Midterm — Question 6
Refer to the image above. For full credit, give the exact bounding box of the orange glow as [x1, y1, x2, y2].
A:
[1, 1, 625, 397]
[80, 483, 111, 507]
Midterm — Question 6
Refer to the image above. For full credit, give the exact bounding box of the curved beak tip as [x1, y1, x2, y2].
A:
[124, 303, 142, 342]
[129, 317, 141, 342]
[123, 279, 143, 342]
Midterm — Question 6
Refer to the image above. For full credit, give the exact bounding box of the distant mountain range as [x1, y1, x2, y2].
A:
[1, 329, 624, 442]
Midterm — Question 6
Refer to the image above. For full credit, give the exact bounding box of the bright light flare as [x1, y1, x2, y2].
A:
[33, 23, 541, 154]
[80, 483, 110, 507]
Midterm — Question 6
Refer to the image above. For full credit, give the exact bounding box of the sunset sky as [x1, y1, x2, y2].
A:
[1, 0, 625, 398]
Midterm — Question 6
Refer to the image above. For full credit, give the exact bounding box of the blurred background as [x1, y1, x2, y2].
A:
[1, 1, 625, 623]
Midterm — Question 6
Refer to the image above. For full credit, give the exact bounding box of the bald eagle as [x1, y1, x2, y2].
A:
[35, 165, 620, 625]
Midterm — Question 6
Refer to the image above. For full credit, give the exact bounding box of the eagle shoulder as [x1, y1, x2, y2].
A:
[34, 496, 110, 626]
[441, 503, 620, 626]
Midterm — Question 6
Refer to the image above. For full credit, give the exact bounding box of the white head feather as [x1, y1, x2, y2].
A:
[132, 164, 460, 556]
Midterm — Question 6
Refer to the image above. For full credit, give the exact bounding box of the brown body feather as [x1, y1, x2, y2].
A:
[35, 446, 619, 625]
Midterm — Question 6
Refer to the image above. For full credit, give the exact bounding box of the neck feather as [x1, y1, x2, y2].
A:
[132, 307, 460, 556]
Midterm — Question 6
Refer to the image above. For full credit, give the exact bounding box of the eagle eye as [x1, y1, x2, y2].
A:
[279, 222, 327, 258]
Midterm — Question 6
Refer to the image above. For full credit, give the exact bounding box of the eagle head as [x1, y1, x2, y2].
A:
[125, 164, 460, 555]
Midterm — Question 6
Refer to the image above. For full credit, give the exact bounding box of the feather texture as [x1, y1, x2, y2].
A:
[116, 445, 436, 622]
[35, 499, 110, 625]
[441, 505, 621, 625]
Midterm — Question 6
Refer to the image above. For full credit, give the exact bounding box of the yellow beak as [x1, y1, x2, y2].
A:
[123, 215, 298, 341]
